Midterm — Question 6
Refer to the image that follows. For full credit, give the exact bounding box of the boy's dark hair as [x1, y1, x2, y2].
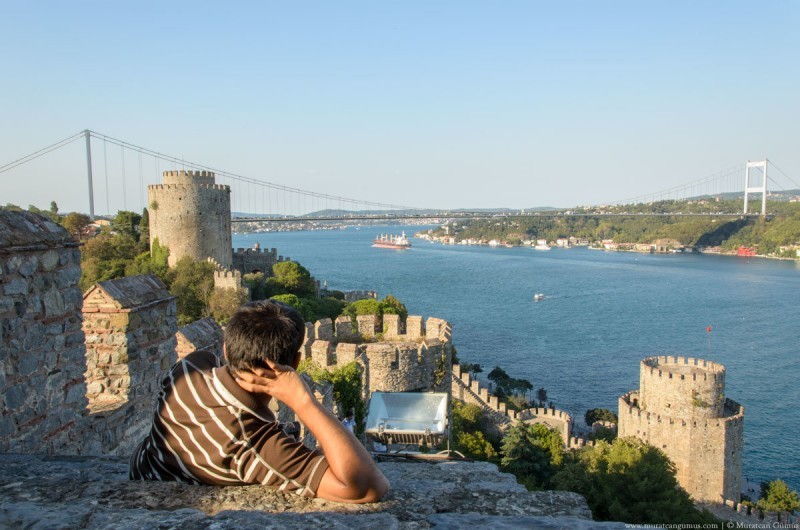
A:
[224, 300, 305, 373]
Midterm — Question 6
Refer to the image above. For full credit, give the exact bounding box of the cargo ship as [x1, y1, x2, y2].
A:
[373, 231, 411, 250]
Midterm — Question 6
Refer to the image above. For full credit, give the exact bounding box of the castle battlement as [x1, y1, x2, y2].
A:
[619, 391, 744, 429]
[234, 247, 278, 256]
[303, 314, 452, 345]
[639, 355, 726, 419]
[147, 183, 230, 192]
[451, 364, 574, 443]
[301, 315, 453, 395]
[214, 269, 242, 280]
[163, 170, 215, 178]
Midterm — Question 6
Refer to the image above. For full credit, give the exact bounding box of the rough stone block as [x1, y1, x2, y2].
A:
[406, 316, 424, 339]
[3, 278, 28, 296]
[383, 314, 400, 337]
[42, 289, 65, 317]
[17, 353, 40, 377]
[334, 316, 353, 338]
[5, 384, 28, 410]
[17, 256, 38, 277]
[314, 319, 333, 341]
[39, 250, 59, 272]
[335, 343, 358, 365]
[357, 315, 377, 337]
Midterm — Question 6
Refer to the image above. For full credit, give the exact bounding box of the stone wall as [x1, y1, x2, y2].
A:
[148, 170, 233, 268]
[82, 275, 178, 455]
[0, 455, 610, 529]
[176, 317, 224, 360]
[301, 314, 453, 396]
[231, 245, 279, 275]
[0, 211, 85, 454]
[451, 364, 584, 446]
[618, 356, 744, 503]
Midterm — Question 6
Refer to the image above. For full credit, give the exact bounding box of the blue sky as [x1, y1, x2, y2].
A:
[1, 1, 798, 214]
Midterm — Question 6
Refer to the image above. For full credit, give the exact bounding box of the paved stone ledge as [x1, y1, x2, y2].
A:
[0, 455, 626, 529]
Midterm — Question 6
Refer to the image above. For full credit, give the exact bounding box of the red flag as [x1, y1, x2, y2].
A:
[706, 325, 712, 333]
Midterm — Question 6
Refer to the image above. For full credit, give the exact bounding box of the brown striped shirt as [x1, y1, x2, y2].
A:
[130, 350, 329, 497]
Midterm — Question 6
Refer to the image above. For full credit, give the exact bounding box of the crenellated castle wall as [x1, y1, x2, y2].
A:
[231, 245, 279, 275]
[639, 356, 726, 419]
[450, 364, 584, 445]
[148, 170, 233, 268]
[301, 314, 453, 396]
[619, 356, 744, 503]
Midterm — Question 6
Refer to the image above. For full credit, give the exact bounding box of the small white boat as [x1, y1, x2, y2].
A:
[533, 293, 545, 301]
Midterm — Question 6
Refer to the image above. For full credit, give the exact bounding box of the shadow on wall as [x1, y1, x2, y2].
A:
[0, 211, 180, 457]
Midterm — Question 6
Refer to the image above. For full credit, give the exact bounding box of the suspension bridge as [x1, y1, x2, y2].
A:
[1, 129, 798, 222]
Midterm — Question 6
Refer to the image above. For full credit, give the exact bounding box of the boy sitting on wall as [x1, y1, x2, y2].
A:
[130, 300, 389, 503]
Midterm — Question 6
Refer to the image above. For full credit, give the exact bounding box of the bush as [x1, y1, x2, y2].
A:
[757, 480, 800, 513]
[208, 288, 248, 326]
[298, 360, 365, 436]
[500, 423, 563, 489]
[585, 408, 618, 426]
[451, 401, 498, 460]
[552, 438, 716, 524]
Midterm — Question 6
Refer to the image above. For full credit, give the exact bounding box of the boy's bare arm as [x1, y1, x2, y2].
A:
[234, 360, 389, 503]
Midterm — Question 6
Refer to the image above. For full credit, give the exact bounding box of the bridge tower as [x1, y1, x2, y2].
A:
[743, 160, 767, 216]
[147, 170, 233, 268]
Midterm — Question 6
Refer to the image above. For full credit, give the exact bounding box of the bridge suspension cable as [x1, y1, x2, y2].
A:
[0, 131, 84, 175]
[87, 130, 417, 213]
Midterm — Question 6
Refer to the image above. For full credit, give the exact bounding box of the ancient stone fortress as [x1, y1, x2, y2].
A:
[618, 356, 744, 503]
[148, 169, 299, 291]
[148, 170, 233, 268]
[7, 211, 606, 530]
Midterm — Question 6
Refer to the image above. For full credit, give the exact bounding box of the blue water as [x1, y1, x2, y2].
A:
[234, 226, 800, 490]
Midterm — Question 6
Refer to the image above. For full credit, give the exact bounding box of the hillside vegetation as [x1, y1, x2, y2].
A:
[429, 199, 800, 256]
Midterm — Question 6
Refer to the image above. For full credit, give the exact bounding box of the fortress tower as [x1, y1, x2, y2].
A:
[618, 356, 744, 503]
[147, 171, 232, 268]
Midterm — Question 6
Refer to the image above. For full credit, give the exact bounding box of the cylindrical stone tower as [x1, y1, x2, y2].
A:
[618, 356, 744, 503]
[147, 170, 232, 268]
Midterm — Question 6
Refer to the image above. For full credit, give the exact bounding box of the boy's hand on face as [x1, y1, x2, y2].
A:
[234, 359, 314, 412]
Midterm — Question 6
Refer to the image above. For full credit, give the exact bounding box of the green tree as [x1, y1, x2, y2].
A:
[461, 363, 483, 377]
[49, 201, 58, 215]
[243, 272, 267, 300]
[536, 387, 548, 407]
[552, 438, 715, 524]
[208, 287, 248, 326]
[500, 423, 564, 489]
[306, 296, 346, 322]
[271, 261, 317, 297]
[60, 212, 92, 242]
[125, 238, 170, 286]
[112, 210, 142, 241]
[757, 480, 800, 513]
[298, 361, 366, 436]
[451, 401, 498, 460]
[139, 207, 150, 251]
[79, 232, 139, 291]
[342, 298, 384, 321]
[585, 408, 618, 426]
[270, 294, 314, 322]
[488, 366, 510, 383]
[380, 294, 408, 320]
[169, 257, 215, 326]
